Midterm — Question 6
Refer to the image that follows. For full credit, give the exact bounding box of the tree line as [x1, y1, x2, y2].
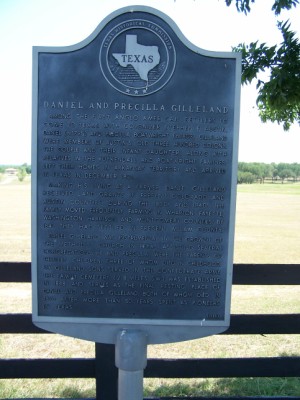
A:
[1, 163, 299, 184]
[238, 162, 300, 184]
[0, 164, 31, 182]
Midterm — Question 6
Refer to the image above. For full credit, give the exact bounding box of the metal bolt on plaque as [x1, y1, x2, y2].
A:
[32, 6, 241, 400]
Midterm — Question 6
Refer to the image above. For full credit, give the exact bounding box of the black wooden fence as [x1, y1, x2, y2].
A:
[1, 261, 300, 400]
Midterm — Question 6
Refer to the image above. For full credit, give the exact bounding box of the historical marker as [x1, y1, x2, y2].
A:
[32, 6, 241, 345]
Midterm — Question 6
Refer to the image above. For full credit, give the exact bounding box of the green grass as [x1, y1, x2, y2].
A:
[144, 377, 300, 397]
[234, 182, 300, 264]
[0, 180, 300, 398]
[237, 181, 300, 195]
[0, 379, 96, 399]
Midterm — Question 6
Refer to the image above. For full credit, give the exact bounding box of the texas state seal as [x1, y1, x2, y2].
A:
[100, 18, 176, 96]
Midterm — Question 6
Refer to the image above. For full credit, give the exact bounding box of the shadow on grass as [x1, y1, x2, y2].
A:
[143, 377, 300, 398]
[0, 376, 299, 398]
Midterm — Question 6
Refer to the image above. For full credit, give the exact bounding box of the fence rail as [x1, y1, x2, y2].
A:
[1, 262, 300, 400]
[2, 262, 300, 284]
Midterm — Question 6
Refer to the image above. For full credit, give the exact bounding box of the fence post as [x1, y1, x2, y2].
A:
[95, 343, 118, 400]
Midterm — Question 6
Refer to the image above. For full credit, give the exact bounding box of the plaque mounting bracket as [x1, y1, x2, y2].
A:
[115, 330, 148, 400]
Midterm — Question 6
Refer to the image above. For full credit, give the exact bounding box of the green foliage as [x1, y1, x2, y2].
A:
[225, 0, 256, 15]
[272, 0, 300, 15]
[0, 164, 31, 175]
[238, 170, 256, 183]
[257, 22, 300, 130]
[278, 168, 295, 182]
[274, 162, 300, 181]
[226, 1, 300, 130]
[21, 163, 31, 174]
[17, 167, 27, 182]
[238, 161, 299, 183]
[226, 0, 299, 15]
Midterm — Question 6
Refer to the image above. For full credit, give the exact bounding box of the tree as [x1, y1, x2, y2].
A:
[276, 162, 296, 182]
[291, 162, 300, 181]
[238, 170, 256, 183]
[261, 163, 274, 183]
[237, 161, 299, 183]
[17, 167, 27, 182]
[248, 162, 264, 183]
[226, 0, 300, 130]
[277, 168, 294, 182]
[22, 163, 31, 174]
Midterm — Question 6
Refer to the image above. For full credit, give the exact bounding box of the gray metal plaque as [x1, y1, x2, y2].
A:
[32, 6, 241, 344]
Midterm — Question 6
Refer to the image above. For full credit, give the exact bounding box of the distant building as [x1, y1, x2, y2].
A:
[5, 168, 18, 175]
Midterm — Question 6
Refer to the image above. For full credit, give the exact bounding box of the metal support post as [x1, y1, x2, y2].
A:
[115, 329, 148, 400]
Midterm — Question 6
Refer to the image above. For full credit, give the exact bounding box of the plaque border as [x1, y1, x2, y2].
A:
[32, 5, 241, 344]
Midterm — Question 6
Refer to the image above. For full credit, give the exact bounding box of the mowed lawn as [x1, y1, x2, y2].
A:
[0, 178, 299, 397]
[1, 178, 299, 264]
[235, 183, 300, 264]
[0, 178, 31, 263]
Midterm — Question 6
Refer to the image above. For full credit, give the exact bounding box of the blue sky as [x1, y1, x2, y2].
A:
[1, 0, 299, 164]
